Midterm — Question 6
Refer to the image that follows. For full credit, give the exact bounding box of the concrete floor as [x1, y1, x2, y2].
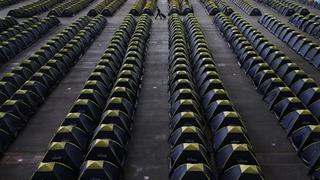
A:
[0, 0, 318, 179]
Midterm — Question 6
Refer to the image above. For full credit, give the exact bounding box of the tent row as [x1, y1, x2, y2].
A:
[168, 0, 193, 15]
[214, 11, 320, 179]
[0, 15, 106, 156]
[0, 16, 60, 62]
[129, 0, 158, 16]
[8, 0, 65, 18]
[167, 13, 264, 180]
[259, 14, 320, 69]
[48, 0, 96, 17]
[31, 14, 152, 180]
[289, 13, 320, 39]
[87, 0, 127, 17]
[255, 0, 309, 16]
[229, 0, 261, 16]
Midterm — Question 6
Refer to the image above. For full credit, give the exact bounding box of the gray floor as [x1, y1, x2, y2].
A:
[0, 0, 318, 179]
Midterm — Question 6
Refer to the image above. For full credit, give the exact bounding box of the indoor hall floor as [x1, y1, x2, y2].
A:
[0, 0, 317, 179]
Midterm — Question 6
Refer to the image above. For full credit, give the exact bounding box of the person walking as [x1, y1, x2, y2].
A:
[155, 6, 166, 19]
